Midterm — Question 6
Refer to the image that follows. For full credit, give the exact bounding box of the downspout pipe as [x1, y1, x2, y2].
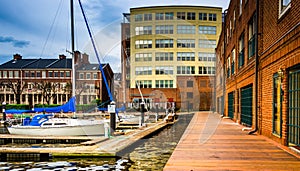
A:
[249, 0, 259, 135]
[222, 9, 228, 117]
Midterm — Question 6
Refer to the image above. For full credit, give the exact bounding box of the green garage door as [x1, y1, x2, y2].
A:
[241, 85, 253, 126]
[228, 92, 234, 118]
[288, 68, 300, 146]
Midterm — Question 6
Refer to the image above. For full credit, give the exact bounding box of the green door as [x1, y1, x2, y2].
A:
[241, 85, 253, 126]
[228, 92, 234, 118]
[288, 68, 300, 146]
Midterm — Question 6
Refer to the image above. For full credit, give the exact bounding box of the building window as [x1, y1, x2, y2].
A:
[155, 13, 164, 20]
[155, 80, 173, 88]
[199, 66, 215, 75]
[279, 0, 291, 16]
[66, 71, 70, 77]
[135, 66, 152, 75]
[144, 13, 152, 21]
[208, 13, 217, 21]
[93, 73, 97, 79]
[248, 13, 256, 58]
[60, 72, 64, 77]
[199, 39, 216, 48]
[135, 53, 152, 62]
[177, 25, 195, 34]
[273, 74, 282, 136]
[187, 12, 195, 20]
[227, 57, 231, 77]
[155, 39, 173, 48]
[238, 33, 245, 68]
[177, 39, 195, 48]
[135, 14, 143, 21]
[135, 26, 152, 35]
[155, 25, 173, 34]
[54, 71, 59, 77]
[165, 12, 174, 20]
[187, 92, 193, 99]
[239, 0, 243, 16]
[198, 52, 216, 61]
[79, 73, 84, 79]
[231, 49, 236, 75]
[135, 40, 152, 49]
[155, 66, 173, 75]
[9, 71, 13, 78]
[86, 73, 91, 79]
[136, 80, 152, 88]
[155, 52, 173, 61]
[177, 12, 185, 20]
[187, 80, 193, 87]
[177, 66, 195, 75]
[14, 71, 19, 78]
[199, 13, 207, 20]
[42, 71, 46, 78]
[199, 26, 216, 35]
[177, 52, 195, 61]
[48, 71, 53, 77]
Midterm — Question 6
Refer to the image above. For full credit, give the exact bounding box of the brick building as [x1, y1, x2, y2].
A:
[0, 52, 114, 109]
[216, 0, 300, 148]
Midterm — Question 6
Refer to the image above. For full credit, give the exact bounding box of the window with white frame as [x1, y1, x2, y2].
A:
[155, 80, 173, 88]
[135, 26, 152, 35]
[165, 12, 174, 20]
[135, 40, 152, 49]
[208, 13, 217, 21]
[199, 66, 215, 75]
[14, 71, 19, 78]
[177, 39, 195, 48]
[136, 80, 152, 88]
[9, 71, 13, 78]
[199, 26, 216, 35]
[144, 13, 152, 21]
[177, 25, 195, 34]
[155, 52, 173, 61]
[198, 52, 216, 61]
[135, 53, 152, 62]
[135, 66, 152, 75]
[86, 73, 91, 79]
[177, 66, 195, 74]
[199, 13, 207, 20]
[187, 12, 196, 20]
[177, 12, 185, 20]
[199, 39, 216, 48]
[177, 52, 195, 61]
[279, 0, 291, 16]
[79, 73, 84, 79]
[155, 13, 164, 20]
[231, 49, 235, 75]
[135, 14, 143, 21]
[155, 25, 173, 34]
[239, 0, 243, 16]
[155, 39, 173, 48]
[155, 66, 174, 75]
[93, 73, 97, 79]
[248, 13, 256, 58]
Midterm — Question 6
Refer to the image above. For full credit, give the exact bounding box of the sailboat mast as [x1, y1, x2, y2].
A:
[70, 0, 75, 98]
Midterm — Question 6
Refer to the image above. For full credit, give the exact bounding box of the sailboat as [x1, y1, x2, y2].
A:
[7, 0, 108, 136]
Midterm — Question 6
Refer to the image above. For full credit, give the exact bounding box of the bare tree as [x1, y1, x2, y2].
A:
[37, 81, 60, 105]
[1, 80, 27, 104]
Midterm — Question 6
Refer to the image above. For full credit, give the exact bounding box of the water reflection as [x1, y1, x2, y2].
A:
[126, 113, 194, 170]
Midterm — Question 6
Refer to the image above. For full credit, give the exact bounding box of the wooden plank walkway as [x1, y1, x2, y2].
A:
[164, 112, 300, 171]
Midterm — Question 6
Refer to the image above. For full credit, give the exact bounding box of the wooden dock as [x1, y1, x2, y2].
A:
[164, 112, 300, 171]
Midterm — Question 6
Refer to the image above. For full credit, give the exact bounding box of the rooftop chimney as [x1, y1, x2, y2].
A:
[13, 54, 22, 60]
[82, 53, 90, 64]
[59, 54, 66, 59]
[74, 51, 80, 65]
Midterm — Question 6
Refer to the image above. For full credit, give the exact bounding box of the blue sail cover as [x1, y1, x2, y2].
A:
[33, 96, 76, 113]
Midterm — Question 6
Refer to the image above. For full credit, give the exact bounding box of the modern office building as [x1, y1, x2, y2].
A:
[216, 0, 300, 148]
[121, 6, 222, 111]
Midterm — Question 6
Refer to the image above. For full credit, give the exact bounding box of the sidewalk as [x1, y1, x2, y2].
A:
[164, 112, 300, 171]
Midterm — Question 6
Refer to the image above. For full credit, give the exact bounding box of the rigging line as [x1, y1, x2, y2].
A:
[78, 0, 114, 102]
[39, 0, 64, 58]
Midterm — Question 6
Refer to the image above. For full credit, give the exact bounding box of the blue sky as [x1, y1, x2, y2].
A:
[0, 0, 229, 72]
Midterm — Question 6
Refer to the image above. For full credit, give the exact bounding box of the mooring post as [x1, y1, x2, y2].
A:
[2, 101, 6, 121]
[140, 102, 145, 125]
[108, 101, 116, 136]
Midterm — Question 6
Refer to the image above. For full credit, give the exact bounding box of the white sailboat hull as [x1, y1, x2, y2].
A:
[7, 117, 107, 136]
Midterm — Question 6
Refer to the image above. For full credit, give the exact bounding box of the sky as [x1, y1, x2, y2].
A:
[0, 0, 230, 73]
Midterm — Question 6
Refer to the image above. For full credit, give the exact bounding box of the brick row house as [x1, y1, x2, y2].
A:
[0, 51, 113, 110]
[216, 0, 300, 148]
